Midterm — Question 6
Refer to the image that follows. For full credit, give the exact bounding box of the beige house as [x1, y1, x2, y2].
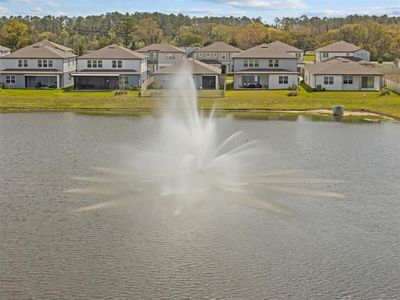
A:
[0, 45, 11, 57]
[194, 42, 242, 74]
[153, 59, 221, 90]
[72, 44, 147, 90]
[315, 41, 370, 62]
[137, 44, 185, 74]
[0, 40, 76, 89]
[304, 57, 383, 91]
[232, 41, 300, 90]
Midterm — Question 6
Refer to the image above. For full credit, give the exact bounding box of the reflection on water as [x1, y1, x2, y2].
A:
[1, 113, 400, 299]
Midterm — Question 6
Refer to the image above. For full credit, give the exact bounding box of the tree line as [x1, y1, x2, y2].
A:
[0, 12, 399, 61]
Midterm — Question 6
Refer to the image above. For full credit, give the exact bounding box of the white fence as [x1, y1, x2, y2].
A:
[384, 78, 400, 94]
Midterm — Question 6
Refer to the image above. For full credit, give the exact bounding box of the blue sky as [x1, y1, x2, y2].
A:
[1, 0, 400, 23]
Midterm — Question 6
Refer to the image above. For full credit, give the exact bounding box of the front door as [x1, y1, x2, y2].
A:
[202, 76, 216, 89]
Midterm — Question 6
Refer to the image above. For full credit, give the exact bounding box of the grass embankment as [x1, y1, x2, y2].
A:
[1, 84, 400, 119]
[303, 54, 316, 62]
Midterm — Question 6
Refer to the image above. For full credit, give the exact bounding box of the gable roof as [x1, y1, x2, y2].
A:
[196, 42, 242, 53]
[137, 43, 185, 53]
[304, 57, 382, 75]
[0, 45, 11, 52]
[79, 44, 147, 60]
[265, 40, 302, 52]
[232, 43, 297, 59]
[39, 40, 74, 52]
[2, 41, 76, 59]
[316, 41, 363, 53]
[154, 59, 220, 75]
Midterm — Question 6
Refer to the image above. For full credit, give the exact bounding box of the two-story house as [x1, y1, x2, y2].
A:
[71, 44, 147, 90]
[0, 40, 76, 89]
[193, 42, 242, 74]
[137, 44, 185, 74]
[0, 45, 11, 57]
[304, 57, 382, 91]
[315, 41, 370, 62]
[232, 42, 299, 89]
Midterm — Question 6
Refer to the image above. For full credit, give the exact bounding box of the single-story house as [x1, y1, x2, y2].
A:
[304, 57, 383, 91]
[153, 59, 221, 90]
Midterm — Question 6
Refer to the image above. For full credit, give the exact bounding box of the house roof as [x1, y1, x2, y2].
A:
[232, 43, 298, 59]
[304, 57, 382, 75]
[197, 59, 222, 65]
[79, 44, 147, 60]
[0, 45, 11, 52]
[316, 40, 363, 53]
[2, 40, 76, 59]
[265, 41, 302, 52]
[137, 43, 185, 53]
[196, 42, 242, 53]
[38, 40, 74, 52]
[154, 59, 221, 75]
[72, 70, 140, 76]
[0, 68, 62, 74]
[234, 68, 298, 74]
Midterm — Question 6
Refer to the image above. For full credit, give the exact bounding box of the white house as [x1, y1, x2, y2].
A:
[0, 45, 11, 57]
[304, 57, 383, 91]
[232, 42, 299, 90]
[137, 44, 186, 74]
[194, 42, 242, 74]
[315, 41, 370, 62]
[153, 59, 221, 90]
[71, 44, 148, 90]
[0, 40, 76, 89]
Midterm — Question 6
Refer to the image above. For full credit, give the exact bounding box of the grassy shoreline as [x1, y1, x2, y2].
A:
[1, 85, 400, 120]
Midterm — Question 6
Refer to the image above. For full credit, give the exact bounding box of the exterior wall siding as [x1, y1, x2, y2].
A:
[306, 74, 382, 91]
[233, 58, 298, 72]
[316, 49, 371, 62]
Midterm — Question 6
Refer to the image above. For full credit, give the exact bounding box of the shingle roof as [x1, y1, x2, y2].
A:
[39, 40, 74, 52]
[234, 68, 298, 74]
[232, 43, 298, 59]
[304, 57, 382, 75]
[137, 43, 185, 53]
[0, 45, 11, 52]
[2, 41, 76, 59]
[316, 41, 362, 52]
[154, 59, 220, 75]
[196, 42, 242, 53]
[265, 41, 302, 52]
[79, 44, 147, 60]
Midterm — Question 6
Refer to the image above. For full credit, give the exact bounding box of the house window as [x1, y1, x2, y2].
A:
[343, 75, 353, 84]
[6, 75, 16, 84]
[322, 52, 329, 59]
[18, 60, 28, 67]
[49, 60, 53, 67]
[87, 60, 92, 68]
[199, 53, 203, 57]
[206, 52, 210, 57]
[324, 76, 334, 85]
[244, 59, 259, 68]
[38, 60, 42, 67]
[112, 60, 122, 68]
[214, 53, 217, 57]
[43, 60, 48, 67]
[269, 59, 279, 67]
[279, 76, 288, 84]
[361, 76, 375, 89]
[242, 75, 258, 84]
[221, 53, 226, 60]
[244, 60, 248, 68]
[92, 60, 97, 68]
[166, 54, 175, 60]
[98, 60, 102, 68]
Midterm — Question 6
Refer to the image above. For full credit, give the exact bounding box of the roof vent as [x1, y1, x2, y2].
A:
[33, 45, 40, 48]
[109, 46, 115, 49]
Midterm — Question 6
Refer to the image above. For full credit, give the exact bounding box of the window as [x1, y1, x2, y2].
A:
[49, 60, 53, 67]
[244, 59, 259, 68]
[343, 75, 353, 84]
[324, 76, 334, 85]
[38, 60, 42, 67]
[361, 76, 375, 89]
[112, 60, 122, 68]
[206, 53, 210, 57]
[199, 53, 203, 57]
[43, 60, 48, 67]
[221, 53, 226, 60]
[98, 60, 102, 68]
[166, 54, 175, 60]
[87, 60, 92, 68]
[242, 75, 258, 84]
[92, 60, 97, 68]
[322, 52, 329, 58]
[18, 60, 28, 67]
[6, 75, 16, 84]
[269, 59, 279, 67]
[214, 52, 217, 57]
[279, 76, 288, 84]
[244, 60, 248, 68]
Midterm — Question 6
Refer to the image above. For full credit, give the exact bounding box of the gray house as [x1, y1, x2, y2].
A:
[0, 45, 11, 57]
[0, 40, 76, 89]
[304, 57, 383, 91]
[232, 42, 299, 90]
[315, 41, 370, 62]
[153, 59, 221, 90]
[72, 44, 147, 90]
[137, 44, 186, 74]
[194, 42, 242, 74]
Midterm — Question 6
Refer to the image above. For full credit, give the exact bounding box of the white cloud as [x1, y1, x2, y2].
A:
[171, 7, 223, 15]
[45, 0, 59, 8]
[30, 6, 43, 13]
[1, 0, 34, 3]
[304, 5, 400, 18]
[0, 6, 11, 13]
[201, 0, 306, 10]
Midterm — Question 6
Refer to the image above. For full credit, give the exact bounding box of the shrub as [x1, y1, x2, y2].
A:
[287, 91, 298, 96]
[380, 90, 390, 96]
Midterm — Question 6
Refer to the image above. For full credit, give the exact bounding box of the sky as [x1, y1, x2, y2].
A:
[1, 0, 400, 23]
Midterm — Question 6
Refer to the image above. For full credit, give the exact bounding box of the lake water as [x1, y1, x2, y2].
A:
[1, 113, 399, 299]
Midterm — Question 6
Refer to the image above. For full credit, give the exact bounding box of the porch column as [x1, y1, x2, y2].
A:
[56, 75, 60, 89]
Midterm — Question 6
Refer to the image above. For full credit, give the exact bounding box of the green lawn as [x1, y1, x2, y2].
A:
[1, 85, 400, 119]
[303, 54, 316, 62]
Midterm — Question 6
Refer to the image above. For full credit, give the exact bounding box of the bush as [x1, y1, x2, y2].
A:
[114, 90, 128, 96]
[380, 90, 390, 96]
[287, 91, 298, 96]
